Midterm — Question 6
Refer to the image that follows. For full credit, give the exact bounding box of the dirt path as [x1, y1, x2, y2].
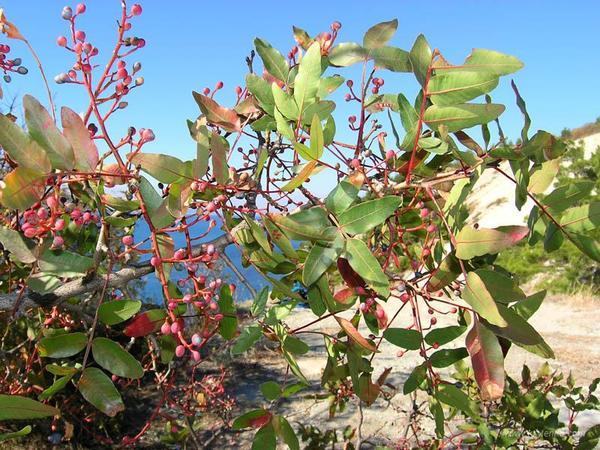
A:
[221, 295, 600, 448]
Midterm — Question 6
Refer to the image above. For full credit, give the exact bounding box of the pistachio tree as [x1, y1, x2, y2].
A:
[0, 3, 597, 448]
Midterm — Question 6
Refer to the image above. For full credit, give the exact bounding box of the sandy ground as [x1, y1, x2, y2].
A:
[218, 295, 600, 449]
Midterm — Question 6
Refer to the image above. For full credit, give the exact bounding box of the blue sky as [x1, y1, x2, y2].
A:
[2, 0, 599, 163]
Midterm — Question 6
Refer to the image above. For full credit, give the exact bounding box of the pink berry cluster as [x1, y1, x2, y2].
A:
[20, 195, 98, 248]
[0, 43, 27, 83]
[54, 2, 145, 108]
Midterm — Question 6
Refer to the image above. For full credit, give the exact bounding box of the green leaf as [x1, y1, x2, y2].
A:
[428, 71, 499, 106]
[24, 95, 74, 170]
[483, 305, 554, 358]
[78, 367, 125, 417]
[0, 113, 50, 173]
[302, 238, 343, 286]
[345, 238, 389, 297]
[543, 181, 594, 214]
[45, 364, 79, 376]
[561, 202, 600, 233]
[272, 83, 299, 120]
[246, 74, 275, 114]
[328, 42, 367, 67]
[138, 177, 172, 229]
[260, 381, 281, 401]
[275, 415, 300, 450]
[383, 328, 421, 350]
[251, 287, 269, 317]
[283, 336, 309, 355]
[363, 19, 398, 49]
[527, 159, 560, 194]
[325, 180, 360, 215]
[38, 332, 87, 358]
[474, 269, 525, 303]
[252, 424, 276, 450]
[371, 46, 411, 72]
[294, 42, 322, 112]
[129, 153, 187, 184]
[466, 319, 504, 401]
[232, 325, 262, 354]
[318, 75, 344, 98]
[409, 34, 432, 86]
[301, 101, 336, 125]
[463, 48, 524, 75]
[92, 337, 144, 379]
[0, 227, 36, 264]
[254, 38, 289, 82]
[339, 196, 401, 235]
[0, 395, 59, 420]
[463, 272, 507, 327]
[455, 225, 529, 259]
[309, 114, 324, 159]
[0, 425, 32, 442]
[436, 383, 477, 417]
[0, 167, 45, 210]
[425, 325, 467, 346]
[424, 103, 506, 133]
[430, 348, 468, 368]
[210, 131, 229, 185]
[39, 249, 94, 277]
[218, 284, 237, 340]
[281, 160, 318, 192]
[38, 373, 74, 401]
[61, 106, 99, 171]
[403, 363, 427, 394]
[270, 206, 335, 241]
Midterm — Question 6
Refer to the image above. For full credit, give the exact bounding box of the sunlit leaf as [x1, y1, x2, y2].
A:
[254, 38, 289, 83]
[455, 225, 529, 259]
[0, 395, 59, 420]
[363, 19, 398, 49]
[61, 106, 99, 171]
[192, 92, 241, 132]
[23, 95, 74, 170]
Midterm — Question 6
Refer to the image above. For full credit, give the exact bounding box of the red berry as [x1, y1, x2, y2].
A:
[175, 345, 185, 357]
[350, 158, 361, 169]
[75, 30, 86, 42]
[122, 235, 134, 246]
[348, 115, 356, 124]
[131, 4, 142, 16]
[400, 292, 410, 303]
[52, 236, 64, 247]
[385, 149, 395, 160]
[57, 36, 68, 47]
[76, 3, 86, 14]
[216, 81, 224, 89]
[331, 21, 342, 31]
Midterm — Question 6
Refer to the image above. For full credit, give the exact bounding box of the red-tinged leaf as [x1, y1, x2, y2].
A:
[455, 225, 529, 259]
[396, 149, 427, 172]
[123, 309, 166, 337]
[232, 409, 272, 430]
[61, 107, 99, 172]
[249, 411, 273, 429]
[466, 318, 505, 401]
[192, 92, 241, 132]
[24, 95, 74, 170]
[357, 374, 381, 406]
[101, 163, 128, 187]
[336, 317, 378, 353]
[337, 257, 366, 288]
[0, 167, 45, 210]
[333, 287, 357, 305]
